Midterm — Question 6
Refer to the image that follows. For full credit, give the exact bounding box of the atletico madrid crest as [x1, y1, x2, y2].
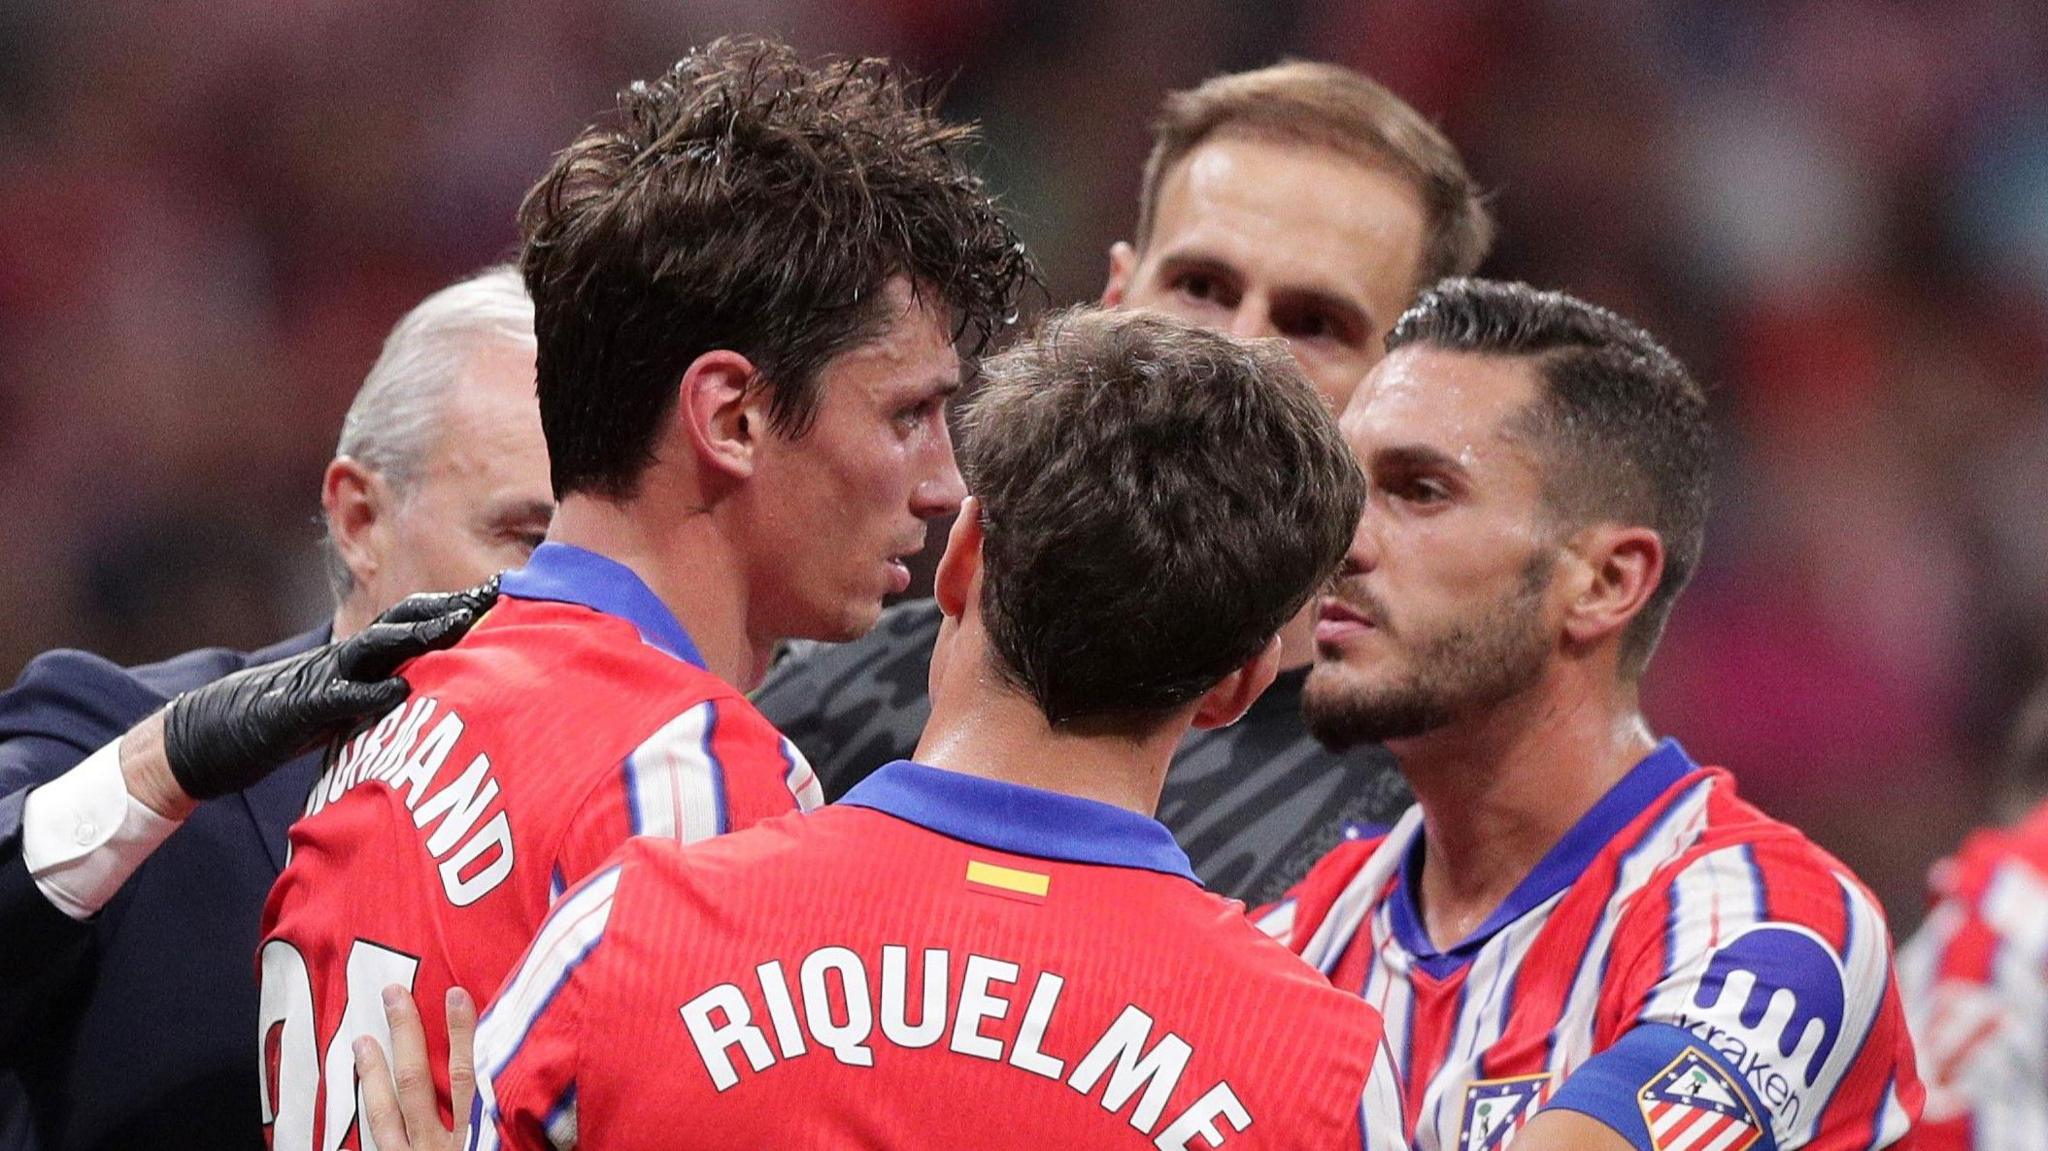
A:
[1459, 1074, 1553, 1151]
[1636, 1049, 1763, 1151]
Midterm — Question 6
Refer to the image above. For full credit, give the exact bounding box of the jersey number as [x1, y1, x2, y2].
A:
[259, 938, 421, 1151]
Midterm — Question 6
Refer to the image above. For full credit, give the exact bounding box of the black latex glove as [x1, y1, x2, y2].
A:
[161, 578, 498, 801]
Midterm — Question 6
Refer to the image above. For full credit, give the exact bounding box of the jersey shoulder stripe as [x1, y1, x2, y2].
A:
[777, 735, 823, 812]
[622, 700, 729, 841]
[472, 866, 622, 1151]
[479, 865, 621, 1080]
[1358, 1038, 1408, 1151]
[1297, 808, 1416, 972]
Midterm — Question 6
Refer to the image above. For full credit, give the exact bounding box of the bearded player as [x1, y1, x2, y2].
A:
[464, 308, 1405, 1150]
[1266, 279, 1921, 1151]
[256, 37, 1031, 1150]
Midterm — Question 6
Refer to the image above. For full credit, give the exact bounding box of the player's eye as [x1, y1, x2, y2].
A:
[895, 398, 941, 433]
[1173, 272, 1236, 308]
[1385, 475, 1451, 507]
[1274, 304, 1360, 347]
[1281, 313, 1333, 341]
[1406, 479, 1451, 505]
[1289, 312, 1345, 342]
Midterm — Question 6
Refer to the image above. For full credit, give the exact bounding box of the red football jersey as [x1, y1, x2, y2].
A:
[257, 544, 819, 1151]
[1896, 797, 2048, 1150]
[1259, 740, 1922, 1151]
[471, 760, 1408, 1150]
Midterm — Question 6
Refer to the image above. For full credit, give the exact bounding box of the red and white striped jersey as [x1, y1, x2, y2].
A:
[1896, 797, 2048, 1150]
[1261, 740, 1922, 1151]
[257, 543, 820, 1151]
[470, 760, 1408, 1151]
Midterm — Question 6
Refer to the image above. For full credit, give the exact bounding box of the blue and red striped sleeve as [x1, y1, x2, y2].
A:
[470, 864, 623, 1151]
[1566, 830, 1920, 1150]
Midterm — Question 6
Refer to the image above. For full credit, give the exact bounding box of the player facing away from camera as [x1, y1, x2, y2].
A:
[468, 309, 1407, 1150]
[256, 37, 1033, 1151]
[1262, 279, 1922, 1151]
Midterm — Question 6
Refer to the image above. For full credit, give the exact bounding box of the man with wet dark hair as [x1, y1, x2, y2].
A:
[754, 59, 1493, 905]
[259, 37, 1035, 1148]
[461, 309, 1409, 1150]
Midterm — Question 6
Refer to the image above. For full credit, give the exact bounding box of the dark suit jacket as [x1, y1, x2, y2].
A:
[0, 629, 326, 1150]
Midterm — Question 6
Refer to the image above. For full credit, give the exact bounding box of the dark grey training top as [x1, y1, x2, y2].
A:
[752, 599, 1411, 907]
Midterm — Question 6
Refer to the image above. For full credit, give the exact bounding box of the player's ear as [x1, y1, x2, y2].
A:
[322, 456, 389, 590]
[933, 497, 985, 622]
[1560, 523, 1664, 652]
[1100, 242, 1139, 308]
[1191, 635, 1282, 730]
[678, 350, 765, 481]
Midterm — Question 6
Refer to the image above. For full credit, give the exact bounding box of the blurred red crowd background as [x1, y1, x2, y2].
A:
[3, 0, 2044, 925]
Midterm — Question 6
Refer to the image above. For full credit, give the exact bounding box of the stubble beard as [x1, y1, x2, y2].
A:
[1302, 557, 1555, 752]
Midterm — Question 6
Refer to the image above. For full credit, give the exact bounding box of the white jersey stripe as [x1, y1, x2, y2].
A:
[1800, 874, 1903, 1147]
[1303, 806, 1423, 974]
[1254, 899, 1297, 943]
[1547, 779, 1715, 1077]
[1299, 765, 1912, 1151]
[471, 866, 620, 1151]
[1693, 1114, 1750, 1151]
[1894, 902, 1956, 1041]
[621, 702, 727, 843]
[477, 866, 621, 1078]
[1358, 1040, 1408, 1151]
[1651, 1102, 1698, 1139]
[1420, 975, 1474, 1138]
[779, 737, 823, 812]
[1975, 862, 2048, 1150]
[1868, 1076, 1914, 1151]
[543, 1085, 578, 1150]
[1986, 860, 2048, 967]
[1362, 901, 1415, 1118]
[1418, 889, 1565, 1138]
[467, 1093, 492, 1151]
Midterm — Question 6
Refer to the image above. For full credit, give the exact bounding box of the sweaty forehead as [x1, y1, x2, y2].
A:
[1150, 135, 1426, 294]
[1343, 346, 1543, 455]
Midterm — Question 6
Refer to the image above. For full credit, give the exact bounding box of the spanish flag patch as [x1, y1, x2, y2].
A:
[965, 859, 1050, 904]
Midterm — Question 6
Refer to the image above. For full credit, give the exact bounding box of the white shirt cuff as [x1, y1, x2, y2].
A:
[22, 737, 182, 919]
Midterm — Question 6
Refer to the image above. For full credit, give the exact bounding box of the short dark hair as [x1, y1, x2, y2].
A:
[1137, 61, 1492, 289]
[519, 35, 1037, 500]
[960, 308, 1365, 729]
[1386, 278, 1711, 679]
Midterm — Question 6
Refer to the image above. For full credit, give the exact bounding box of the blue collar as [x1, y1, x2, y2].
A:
[497, 542, 706, 669]
[1391, 738, 1699, 978]
[840, 760, 1199, 885]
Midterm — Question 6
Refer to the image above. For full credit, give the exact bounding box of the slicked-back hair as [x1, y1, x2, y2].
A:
[960, 308, 1365, 730]
[1137, 61, 1493, 289]
[518, 35, 1037, 500]
[1387, 278, 1712, 679]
